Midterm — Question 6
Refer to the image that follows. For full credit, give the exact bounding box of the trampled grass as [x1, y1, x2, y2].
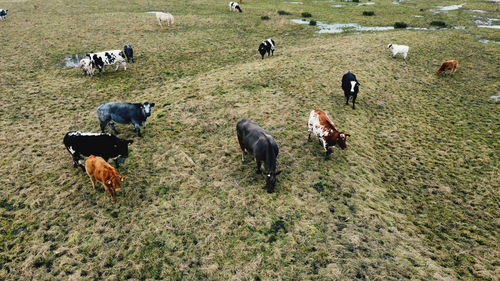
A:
[0, 0, 499, 280]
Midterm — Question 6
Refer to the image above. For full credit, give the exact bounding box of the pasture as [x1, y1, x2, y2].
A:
[0, 0, 499, 280]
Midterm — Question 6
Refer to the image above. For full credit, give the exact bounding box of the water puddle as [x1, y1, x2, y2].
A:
[356, 2, 375, 5]
[415, 15, 423, 18]
[431, 3, 465, 13]
[63, 54, 85, 68]
[331, 4, 345, 7]
[474, 17, 500, 29]
[285, 1, 304, 4]
[490, 94, 500, 102]
[465, 9, 488, 13]
[292, 19, 394, 33]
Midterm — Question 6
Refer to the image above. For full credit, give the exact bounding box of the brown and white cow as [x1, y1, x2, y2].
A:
[85, 155, 125, 203]
[436, 60, 458, 75]
[308, 109, 350, 160]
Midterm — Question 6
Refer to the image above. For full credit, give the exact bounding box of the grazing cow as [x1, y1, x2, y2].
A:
[97, 102, 155, 137]
[229, 2, 242, 12]
[341, 72, 360, 109]
[237, 119, 281, 193]
[86, 50, 127, 73]
[85, 155, 125, 203]
[63, 131, 133, 172]
[436, 60, 458, 75]
[156, 12, 175, 26]
[0, 9, 7, 20]
[258, 39, 275, 59]
[387, 43, 409, 60]
[78, 57, 95, 76]
[123, 44, 134, 63]
[308, 109, 350, 160]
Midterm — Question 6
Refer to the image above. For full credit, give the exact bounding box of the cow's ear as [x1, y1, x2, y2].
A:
[127, 139, 134, 144]
[121, 176, 125, 182]
[345, 134, 351, 138]
[107, 180, 112, 185]
[150, 103, 155, 107]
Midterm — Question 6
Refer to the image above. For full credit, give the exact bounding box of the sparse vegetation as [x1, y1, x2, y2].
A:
[301, 12, 312, 18]
[309, 20, 317, 26]
[278, 10, 291, 15]
[261, 15, 270, 20]
[1, 0, 499, 280]
[394, 21, 408, 28]
[363, 11, 375, 16]
[430, 20, 447, 27]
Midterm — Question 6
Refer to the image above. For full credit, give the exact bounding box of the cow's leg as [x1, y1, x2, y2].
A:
[321, 139, 331, 160]
[115, 63, 120, 71]
[123, 61, 127, 71]
[102, 184, 116, 203]
[256, 160, 262, 174]
[158, 19, 162, 26]
[352, 94, 356, 110]
[113, 157, 120, 168]
[133, 123, 142, 137]
[308, 131, 312, 142]
[100, 121, 107, 133]
[109, 122, 120, 134]
[87, 174, 96, 189]
[345, 93, 349, 105]
[325, 148, 332, 160]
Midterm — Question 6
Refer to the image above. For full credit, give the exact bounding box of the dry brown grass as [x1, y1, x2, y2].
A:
[0, 0, 499, 280]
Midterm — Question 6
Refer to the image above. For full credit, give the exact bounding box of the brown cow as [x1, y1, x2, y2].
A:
[436, 60, 458, 75]
[85, 155, 124, 203]
[307, 109, 350, 160]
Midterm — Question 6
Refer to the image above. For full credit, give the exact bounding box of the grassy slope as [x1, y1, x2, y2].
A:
[0, 0, 499, 280]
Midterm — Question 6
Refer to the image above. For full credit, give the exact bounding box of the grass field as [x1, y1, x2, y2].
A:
[0, 0, 499, 280]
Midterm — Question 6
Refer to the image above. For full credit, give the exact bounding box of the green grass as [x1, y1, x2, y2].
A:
[0, 0, 499, 280]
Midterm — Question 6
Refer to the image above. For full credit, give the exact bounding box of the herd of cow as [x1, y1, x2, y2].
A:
[1, 2, 459, 202]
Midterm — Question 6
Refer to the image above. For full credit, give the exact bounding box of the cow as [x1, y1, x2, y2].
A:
[0, 9, 7, 20]
[156, 12, 174, 27]
[237, 119, 281, 193]
[97, 102, 155, 137]
[341, 72, 360, 109]
[436, 60, 458, 75]
[63, 131, 133, 172]
[78, 57, 95, 76]
[85, 155, 125, 203]
[229, 2, 242, 12]
[258, 39, 275, 59]
[85, 50, 127, 73]
[123, 44, 134, 63]
[387, 43, 409, 60]
[308, 109, 350, 160]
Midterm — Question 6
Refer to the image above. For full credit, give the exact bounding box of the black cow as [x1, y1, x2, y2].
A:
[124, 45, 134, 63]
[258, 39, 275, 59]
[0, 9, 8, 20]
[341, 72, 360, 109]
[237, 119, 281, 193]
[63, 131, 133, 172]
[97, 101, 155, 137]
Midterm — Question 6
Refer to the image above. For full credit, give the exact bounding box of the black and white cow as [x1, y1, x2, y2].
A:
[258, 39, 275, 59]
[229, 2, 242, 12]
[63, 131, 133, 172]
[341, 72, 360, 110]
[0, 9, 7, 20]
[123, 45, 134, 63]
[97, 102, 155, 137]
[237, 119, 281, 193]
[86, 50, 127, 73]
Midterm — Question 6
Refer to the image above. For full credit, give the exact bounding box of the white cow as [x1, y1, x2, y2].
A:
[156, 12, 175, 27]
[86, 50, 127, 73]
[387, 43, 409, 60]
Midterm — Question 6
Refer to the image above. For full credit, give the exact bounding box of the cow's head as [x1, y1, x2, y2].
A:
[387, 43, 393, 49]
[264, 170, 282, 193]
[106, 175, 125, 192]
[141, 102, 155, 117]
[114, 138, 134, 160]
[258, 43, 267, 58]
[336, 133, 350, 150]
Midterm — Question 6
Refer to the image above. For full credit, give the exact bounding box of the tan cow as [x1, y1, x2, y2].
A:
[436, 60, 458, 75]
[85, 155, 124, 203]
